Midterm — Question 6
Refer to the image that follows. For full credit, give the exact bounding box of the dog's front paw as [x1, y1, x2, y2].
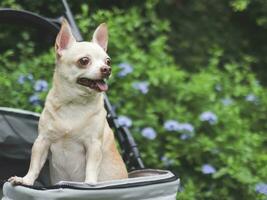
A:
[8, 176, 34, 186]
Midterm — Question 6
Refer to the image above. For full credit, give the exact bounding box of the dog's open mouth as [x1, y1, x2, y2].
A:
[77, 78, 108, 92]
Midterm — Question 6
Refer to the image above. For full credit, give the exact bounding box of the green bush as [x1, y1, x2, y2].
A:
[0, 1, 267, 199]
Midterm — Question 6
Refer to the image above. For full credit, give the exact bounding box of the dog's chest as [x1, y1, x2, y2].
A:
[59, 107, 85, 134]
[46, 103, 104, 140]
[58, 104, 87, 128]
[46, 103, 105, 183]
[49, 138, 86, 183]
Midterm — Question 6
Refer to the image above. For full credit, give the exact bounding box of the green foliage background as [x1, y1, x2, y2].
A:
[0, 0, 267, 199]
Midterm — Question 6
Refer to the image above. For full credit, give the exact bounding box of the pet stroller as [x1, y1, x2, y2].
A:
[0, 1, 179, 199]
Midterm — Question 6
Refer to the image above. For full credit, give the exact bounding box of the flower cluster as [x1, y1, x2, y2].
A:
[255, 183, 267, 195]
[164, 120, 194, 140]
[164, 120, 180, 131]
[117, 115, 157, 140]
[132, 81, 149, 94]
[200, 111, 218, 125]
[201, 164, 216, 174]
[164, 120, 194, 132]
[34, 79, 48, 92]
[17, 74, 49, 106]
[221, 97, 233, 106]
[116, 62, 149, 94]
[117, 63, 133, 77]
[245, 93, 258, 103]
[141, 127, 157, 140]
[180, 133, 192, 140]
[118, 111, 218, 142]
[17, 74, 33, 84]
[117, 115, 132, 128]
[29, 94, 40, 106]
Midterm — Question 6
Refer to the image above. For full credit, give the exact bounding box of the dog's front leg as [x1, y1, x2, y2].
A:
[84, 138, 103, 184]
[8, 135, 51, 185]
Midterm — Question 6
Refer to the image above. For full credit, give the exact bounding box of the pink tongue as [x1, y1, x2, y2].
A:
[96, 81, 108, 92]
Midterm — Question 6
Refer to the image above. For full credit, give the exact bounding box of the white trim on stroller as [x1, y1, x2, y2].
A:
[0, 107, 40, 118]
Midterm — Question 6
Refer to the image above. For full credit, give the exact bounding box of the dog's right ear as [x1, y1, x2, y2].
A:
[92, 23, 108, 52]
[55, 19, 76, 58]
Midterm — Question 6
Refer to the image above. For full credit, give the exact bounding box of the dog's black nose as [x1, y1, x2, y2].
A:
[100, 66, 111, 77]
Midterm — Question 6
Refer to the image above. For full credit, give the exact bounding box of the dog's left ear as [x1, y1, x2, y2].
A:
[92, 23, 108, 52]
[55, 19, 76, 57]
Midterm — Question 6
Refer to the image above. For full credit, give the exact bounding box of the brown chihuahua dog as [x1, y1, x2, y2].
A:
[9, 20, 128, 185]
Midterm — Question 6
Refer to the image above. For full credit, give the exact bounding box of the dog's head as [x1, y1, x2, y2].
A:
[55, 19, 111, 93]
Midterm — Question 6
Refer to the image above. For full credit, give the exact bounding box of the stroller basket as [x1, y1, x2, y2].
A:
[3, 169, 179, 200]
[0, 107, 179, 199]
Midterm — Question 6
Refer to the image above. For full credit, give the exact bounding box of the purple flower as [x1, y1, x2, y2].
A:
[255, 183, 267, 195]
[180, 133, 192, 140]
[17, 74, 34, 84]
[164, 120, 194, 134]
[17, 75, 26, 84]
[201, 164, 216, 174]
[245, 93, 257, 102]
[161, 156, 174, 167]
[221, 98, 233, 106]
[177, 123, 194, 133]
[200, 111, 218, 125]
[132, 81, 149, 94]
[141, 127, 157, 140]
[29, 94, 40, 106]
[179, 124, 195, 140]
[117, 63, 133, 77]
[117, 115, 132, 128]
[164, 120, 180, 131]
[34, 79, 48, 92]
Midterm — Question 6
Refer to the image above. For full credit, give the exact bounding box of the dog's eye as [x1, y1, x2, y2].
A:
[106, 58, 111, 66]
[78, 57, 90, 66]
